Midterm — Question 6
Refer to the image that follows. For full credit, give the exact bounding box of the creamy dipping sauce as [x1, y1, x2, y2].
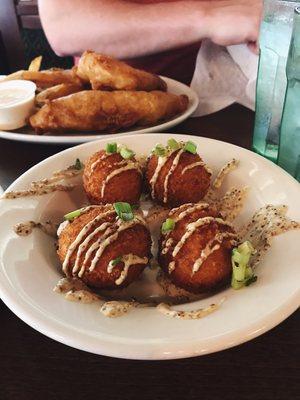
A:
[0, 88, 30, 107]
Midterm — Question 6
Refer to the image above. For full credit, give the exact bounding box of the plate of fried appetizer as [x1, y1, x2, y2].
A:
[0, 52, 198, 144]
[0, 133, 299, 359]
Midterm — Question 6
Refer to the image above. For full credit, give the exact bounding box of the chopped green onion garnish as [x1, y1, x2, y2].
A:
[167, 138, 180, 150]
[113, 202, 134, 221]
[183, 141, 197, 154]
[153, 144, 166, 157]
[64, 208, 83, 221]
[231, 241, 257, 290]
[245, 275, 258, 286]
[74, 158, 84, 170]
[162, 218, 175, 234]
[119, 147, 135, 159]
[109, 256, 122, 267]
[106, 142, 117, 154]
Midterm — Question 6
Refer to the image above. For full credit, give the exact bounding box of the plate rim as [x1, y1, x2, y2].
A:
[0, 77, 199, 145]
[0, 133, 299, 360]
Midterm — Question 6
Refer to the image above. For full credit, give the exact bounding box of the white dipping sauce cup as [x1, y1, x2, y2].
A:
[0, 80, 36, 130]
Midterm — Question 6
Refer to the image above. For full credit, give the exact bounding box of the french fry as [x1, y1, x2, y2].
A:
[2, 70, 26, 81]
[35, 83, 83, 106]
[3, 56, 42, 82]
[28, 56, 43, 72]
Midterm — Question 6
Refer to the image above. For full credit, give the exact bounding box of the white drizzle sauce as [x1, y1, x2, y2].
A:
[217, 187, 249, 222]
[90, 153, 113, 172]
[57, 220, 69, 236]
[150, 149, 212, 203]
[169, 202, 194, 214]
[54, 277, 87, 293]
[239, 204, 300, 267]
[192, 232, 237, 274]
[107, 253, 148, 285]
[31, 169, 82, 187]
[54, 277, 223, 320]
[172, 217, 232, 258]
[213, 159, 238, 189]
[172, 203, 210, 223]
[14, 220, 57, 237]
[161, 238, 173, 255]
[101, 161, 142, 198]
[62, 208, 115, 275]
[163, 149, 184, 203]
[181, 161, 212, 176]
[100, 301, 136, 318]
[3, 184, 74, 199]
[149, 154, 170, 199]
[65, 289, 100, 303]
[80, 223, 120, 275]
[53, 277, 100, 303]
[156, 300, 223, 320]
[73, 222, 113, 276]
[62, 206, 147, 280]
[88, 217, 146, 273]
[168, 261, 176, 274]
[161, 203, 210, 254]
[2, 165, 82, 199]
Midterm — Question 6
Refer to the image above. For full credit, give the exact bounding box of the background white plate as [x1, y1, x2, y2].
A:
[0, 133, 299, 360]
[0, 77, 198, 145]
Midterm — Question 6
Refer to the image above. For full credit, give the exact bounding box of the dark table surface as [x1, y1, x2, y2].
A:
[0, 104, 299, 400]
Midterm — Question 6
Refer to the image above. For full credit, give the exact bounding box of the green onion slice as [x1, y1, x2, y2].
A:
[245, 275, 258, 286]
[119, 147, 135, 159]
[114, 202, 134, 221]
[231, 241, 257, 289]
[74, 158, 84, 170]
[64, 208, 83, 221]
[106, 142, 117, 154]
[167, 138, 180, 150]
[183, 141, 197, 154]
[153, 144, 166, 157]
[161, 218, 175, 234]
[109, 256, 122, 268]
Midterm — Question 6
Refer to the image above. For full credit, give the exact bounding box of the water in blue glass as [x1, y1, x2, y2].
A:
[277, 6, 300, 180]
[253, 0, 299, 162]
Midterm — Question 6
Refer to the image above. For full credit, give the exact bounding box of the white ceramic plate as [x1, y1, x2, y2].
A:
[0, 77, 198, 145]
[0, 133, 299, 360]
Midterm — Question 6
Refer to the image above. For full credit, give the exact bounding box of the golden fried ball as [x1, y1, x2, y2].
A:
[57, 205, 152, 290]
[83, 150, 142, 205]
[158, 203, 236, 293]
[145, 148, 211, 207]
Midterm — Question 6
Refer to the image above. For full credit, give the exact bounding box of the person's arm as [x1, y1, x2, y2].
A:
[38, 0, 262, 59]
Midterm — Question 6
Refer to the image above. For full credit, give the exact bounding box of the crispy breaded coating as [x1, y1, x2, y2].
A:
[35, 83, 84, 106]
[146, 150, 212, 207]
[76, 51, 167, 91]
[58, 206, 152, 290]
[159, 205, 236, 293]
[83, 150, 143, 205]
[29, 90, 189, 134]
